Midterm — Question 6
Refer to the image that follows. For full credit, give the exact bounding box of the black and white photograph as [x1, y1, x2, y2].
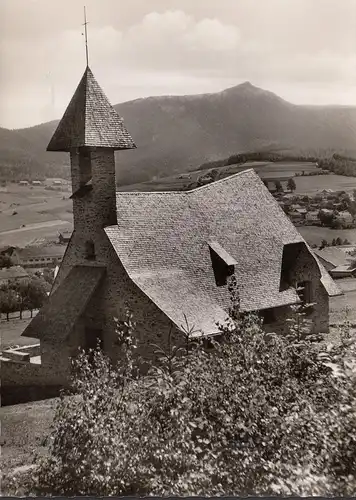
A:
[0, 0, 355, 496]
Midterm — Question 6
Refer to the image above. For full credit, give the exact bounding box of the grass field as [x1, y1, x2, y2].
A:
[0, 182, 73, 247]
[0, 316, 38, 350]
[294, 174, 356, 195]
[0, 397, 57, 492]
[120, 161, 356, 195]
[1, 165, 355, 247]
[299, 226, 356, 245]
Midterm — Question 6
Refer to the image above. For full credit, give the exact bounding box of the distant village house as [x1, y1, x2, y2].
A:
[58, 230, 72, 244]
[314, 247, 356, 279]
[0, 265, 29, 286]
[3, 246, 65, 270]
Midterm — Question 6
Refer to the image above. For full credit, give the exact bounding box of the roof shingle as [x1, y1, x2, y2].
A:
[22, 265, 106, 340]
[106, 169, 341, 335]
[47, 67, 136, 152]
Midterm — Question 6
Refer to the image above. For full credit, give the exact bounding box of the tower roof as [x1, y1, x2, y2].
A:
[47, 67, 136, 152]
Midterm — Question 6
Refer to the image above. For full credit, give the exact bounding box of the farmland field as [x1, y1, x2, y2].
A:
[0, 182, 73, 247]
[120, 161, 356, 195]
[299, 226, 356, 246]
[294, 174, 356, 195]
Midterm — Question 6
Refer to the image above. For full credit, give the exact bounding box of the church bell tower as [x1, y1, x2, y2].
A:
[46, 66, 136, 234]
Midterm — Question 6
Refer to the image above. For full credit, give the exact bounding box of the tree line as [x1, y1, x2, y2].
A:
[0, 275, 50, 320]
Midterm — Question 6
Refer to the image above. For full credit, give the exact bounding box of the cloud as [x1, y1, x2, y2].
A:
[0, 1, 355, 127]
[118, 11, 241, 70]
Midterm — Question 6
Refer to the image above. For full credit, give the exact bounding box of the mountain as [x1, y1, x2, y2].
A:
[1, 82, 356, 185]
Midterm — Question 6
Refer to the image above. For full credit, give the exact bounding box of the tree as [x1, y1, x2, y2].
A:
[287, 178, 296, 192]
[274, 180, 283, 193]
[320, 239, 329, 249]
[42, 268, 55, 285]
[319, 210, 335, 227]
[0, 287, 19, 321]
[26, 276, 50, 315]
[0, 254, 14, 269]
[7, 276, 49, 318]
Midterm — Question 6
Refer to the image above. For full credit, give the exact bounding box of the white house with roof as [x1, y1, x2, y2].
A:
[9, 246, 66, 270]
[314, 247, 356, 279]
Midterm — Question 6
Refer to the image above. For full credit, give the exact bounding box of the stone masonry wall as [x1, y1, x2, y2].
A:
[1, 358, 66, 405]
[45, 146, 185, 370]
[53, 226, 184, 368]
[293, 246, 329, 333]
[263, 305, 292, 335]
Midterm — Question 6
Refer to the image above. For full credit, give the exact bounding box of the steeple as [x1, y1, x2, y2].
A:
[47, 66, 136, 152]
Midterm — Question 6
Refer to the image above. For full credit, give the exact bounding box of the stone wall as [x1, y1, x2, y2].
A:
[293, 245, 329, 333]
[263, 305, 292, 335]
[57, 228, 184, 367]
[1, 358, 65, 405]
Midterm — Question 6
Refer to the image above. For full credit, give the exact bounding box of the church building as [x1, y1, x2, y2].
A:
[22, 66, 341, 381]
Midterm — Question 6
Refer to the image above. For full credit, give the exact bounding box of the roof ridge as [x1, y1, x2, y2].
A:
[115, 169, 257, 196]
[187, 168, 257, 193]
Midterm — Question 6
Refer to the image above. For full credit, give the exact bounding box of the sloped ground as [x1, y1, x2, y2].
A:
[0, 398, 57, 494]
[0, 317, 38, 351]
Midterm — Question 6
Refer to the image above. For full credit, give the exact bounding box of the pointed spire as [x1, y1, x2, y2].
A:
[47, 67, 136, 152]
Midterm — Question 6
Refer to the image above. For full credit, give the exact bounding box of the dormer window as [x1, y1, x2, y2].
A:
[85, 240, 96, 261]
[209, 240, 237, 287]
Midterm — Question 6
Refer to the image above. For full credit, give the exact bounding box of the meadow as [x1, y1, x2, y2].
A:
[1, 163, 355, 247]
[299, 226, 356, 246]
[294, 174, 356, 195]
[0, 182, 73, 247]
[120, 161, 356, 195]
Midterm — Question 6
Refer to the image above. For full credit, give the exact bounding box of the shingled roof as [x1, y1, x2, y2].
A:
[106, 169, 341, 336]
[22, 265, 106, 340]
[314, 247, 353, 268]
[47, 66, 136, 152]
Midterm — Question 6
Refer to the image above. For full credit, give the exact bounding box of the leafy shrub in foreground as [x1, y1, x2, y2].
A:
[12, 311, 356, 496]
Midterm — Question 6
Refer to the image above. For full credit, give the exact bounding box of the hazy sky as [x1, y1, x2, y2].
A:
[1, 0, 355, 129]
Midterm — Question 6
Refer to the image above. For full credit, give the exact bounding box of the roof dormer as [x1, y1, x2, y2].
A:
[208, 240, 237, 287]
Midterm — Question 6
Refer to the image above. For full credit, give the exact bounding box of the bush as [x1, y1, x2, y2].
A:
[9, 297, 355, 498]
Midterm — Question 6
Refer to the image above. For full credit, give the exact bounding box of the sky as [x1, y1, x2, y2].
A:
[0, 0, 355, 129]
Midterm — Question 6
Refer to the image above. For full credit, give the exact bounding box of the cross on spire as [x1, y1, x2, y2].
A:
[82, 6, 89, 67]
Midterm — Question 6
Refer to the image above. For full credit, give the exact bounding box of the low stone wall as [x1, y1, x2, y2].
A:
[1, 358, 67, 406]
[2, 344, 41, 357]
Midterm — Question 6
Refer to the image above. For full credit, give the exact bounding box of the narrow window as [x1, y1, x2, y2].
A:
[85, 240, 96, 261]
[296, 281, 312, 304]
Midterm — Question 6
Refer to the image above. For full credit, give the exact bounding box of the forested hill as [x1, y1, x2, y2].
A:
[1, 82, 356, 185]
